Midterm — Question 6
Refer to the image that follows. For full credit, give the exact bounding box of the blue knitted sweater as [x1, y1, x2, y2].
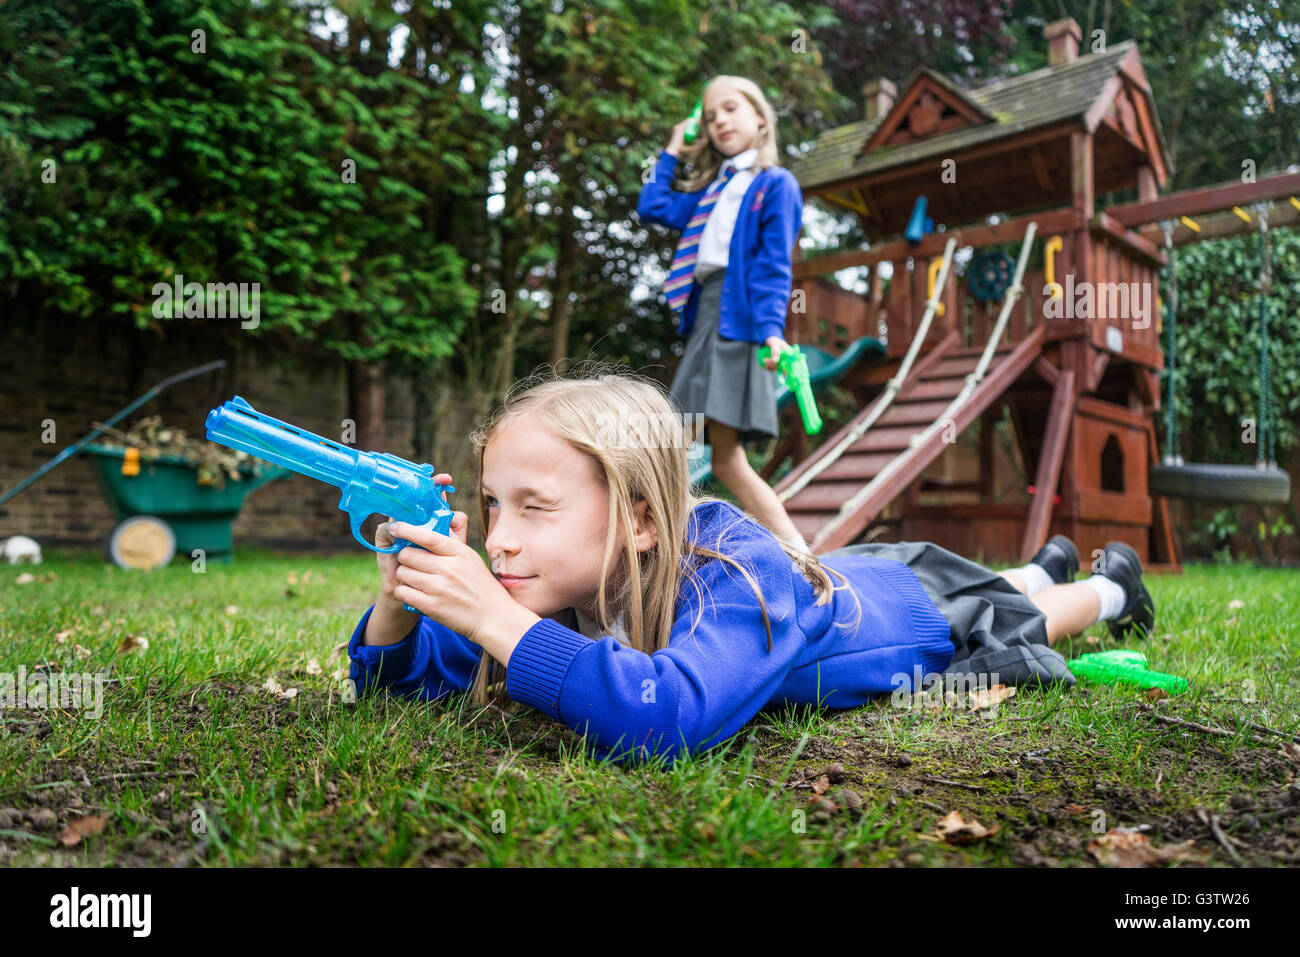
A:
[347, 500, 954, 766]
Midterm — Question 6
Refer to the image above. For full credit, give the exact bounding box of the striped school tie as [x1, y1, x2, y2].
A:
[665, 164, 737, 316]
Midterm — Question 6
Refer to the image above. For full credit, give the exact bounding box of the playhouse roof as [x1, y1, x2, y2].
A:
[787, 40, 1172, 233]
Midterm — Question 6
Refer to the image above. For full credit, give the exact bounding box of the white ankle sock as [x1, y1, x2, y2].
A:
[1007, 562, 1054, 596]
[1080, 574, 1127, 620]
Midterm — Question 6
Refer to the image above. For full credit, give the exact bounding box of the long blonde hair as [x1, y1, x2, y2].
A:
[465, 360, 863, 706]
[674, 75, 783, 193]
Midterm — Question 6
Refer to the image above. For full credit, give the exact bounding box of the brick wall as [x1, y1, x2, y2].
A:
[0, 313, 416, 552]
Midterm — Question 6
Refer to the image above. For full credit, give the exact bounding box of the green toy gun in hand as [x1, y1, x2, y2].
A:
[757, 344, 823, 435]
[1066, 649, 1187, 695]
[683, 94, 703, 145]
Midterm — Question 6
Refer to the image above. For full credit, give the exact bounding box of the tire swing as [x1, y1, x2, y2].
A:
[1149, 211, 1291, 505]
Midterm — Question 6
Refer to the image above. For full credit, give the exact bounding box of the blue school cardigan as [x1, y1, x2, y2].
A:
[347, 500, 955, 767]
[636, 149, 803, 343]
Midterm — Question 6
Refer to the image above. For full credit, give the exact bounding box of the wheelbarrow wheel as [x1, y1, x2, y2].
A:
[106, 515, 176, 570]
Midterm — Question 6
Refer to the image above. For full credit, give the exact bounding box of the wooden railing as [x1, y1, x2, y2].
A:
[790, 225, 1164, 369]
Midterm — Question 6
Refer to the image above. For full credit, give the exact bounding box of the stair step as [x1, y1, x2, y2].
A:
[846, 426, 919, 453]
[817, 451, 895, 481]
[920, 356, 983, 379]
[900, 378, 966, 402]
[878, 398, 952, 426]
[948, 344, 1015, 358]
[791, 511, 838, 542]
[786, 482, 870, 512]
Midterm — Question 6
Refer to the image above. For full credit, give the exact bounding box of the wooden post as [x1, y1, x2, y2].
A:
[1021, 369, 1075, 562]
[1068, 130, 1095, 396]
[979, 404, 998, 500]
[1136, 165, 1158, 203]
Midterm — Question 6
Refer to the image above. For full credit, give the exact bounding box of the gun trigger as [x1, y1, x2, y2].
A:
[351, 512, 402, 554]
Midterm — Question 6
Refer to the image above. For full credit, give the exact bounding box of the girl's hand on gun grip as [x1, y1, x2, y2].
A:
[762, 336, 789, 371]
[666, 119, 689, 157]
[374, 518, 405, 603]
[374, 475, 466, 602]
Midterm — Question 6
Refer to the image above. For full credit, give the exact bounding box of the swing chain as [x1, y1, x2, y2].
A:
[1160, 221, 1181, 466]
[1257, 207, 1275, 467]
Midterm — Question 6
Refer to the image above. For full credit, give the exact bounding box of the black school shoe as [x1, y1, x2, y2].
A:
[1029, 535, 1079, 585]
[1099, 541, 1155, 641]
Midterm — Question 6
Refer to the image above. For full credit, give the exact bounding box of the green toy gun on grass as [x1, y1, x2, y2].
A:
[1066, 650, 1187, 695]
[757, 344, 823, 435]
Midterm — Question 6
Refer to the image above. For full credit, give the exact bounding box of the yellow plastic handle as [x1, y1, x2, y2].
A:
[1044, 235, 1063, 299]
[926, 257, 945, 317]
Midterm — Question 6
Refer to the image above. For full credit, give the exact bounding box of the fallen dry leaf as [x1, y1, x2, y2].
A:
[290, 657, 323, 677]
[263, 676, 299, 700]
[116, 635, 149, 655]
[934, 810, 1000, 845]
[1087, 827, 1206, 867]
[1228, 598, 1245, 611]
[73, 644, 92, 660]
[55, 629, 75, 644]
[16, 572, 35, 585]
[1144, 686, 1169, 702]
[967, 684, 1016, 710]
[225, 605, 239, 616]
[287, 570, 299, 585]
[59, 814, 108, 846]
[326, 640, 349, 667]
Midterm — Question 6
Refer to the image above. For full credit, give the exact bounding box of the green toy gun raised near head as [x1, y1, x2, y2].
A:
[1066, 649, 1187, 695]
[683, 94, 703, 145]
[757, 344, 823, 435]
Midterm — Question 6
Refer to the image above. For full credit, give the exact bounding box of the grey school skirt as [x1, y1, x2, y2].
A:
[669, 267, 779, 446]
[822, 540, 1076, 688]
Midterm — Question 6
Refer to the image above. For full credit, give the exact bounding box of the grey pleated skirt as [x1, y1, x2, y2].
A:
[669, 267, 779, 446]
[822, 540, 1076, 687]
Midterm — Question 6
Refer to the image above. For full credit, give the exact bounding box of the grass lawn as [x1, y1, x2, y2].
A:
[2, 546, 1298, 867]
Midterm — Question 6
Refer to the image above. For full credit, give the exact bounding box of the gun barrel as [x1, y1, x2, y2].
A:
[205, 396, 359, 486]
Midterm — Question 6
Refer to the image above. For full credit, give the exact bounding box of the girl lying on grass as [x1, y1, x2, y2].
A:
[348, 364, 1154, 766]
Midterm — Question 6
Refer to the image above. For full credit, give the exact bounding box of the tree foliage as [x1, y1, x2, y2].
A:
[0, 0, 476, 367]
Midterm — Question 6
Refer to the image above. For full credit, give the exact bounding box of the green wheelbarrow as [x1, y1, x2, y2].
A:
[83, 444, 288, 568]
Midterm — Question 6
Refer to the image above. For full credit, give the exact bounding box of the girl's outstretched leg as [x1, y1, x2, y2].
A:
[706, 419, 805, 546]
[1029, 583, 1101, 646]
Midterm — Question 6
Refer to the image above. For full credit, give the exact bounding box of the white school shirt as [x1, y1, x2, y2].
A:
[693, 147, 759, 282]
[570, 606, 629, 644]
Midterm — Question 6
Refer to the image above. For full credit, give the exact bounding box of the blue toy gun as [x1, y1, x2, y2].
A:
[205, 396, 455, 614]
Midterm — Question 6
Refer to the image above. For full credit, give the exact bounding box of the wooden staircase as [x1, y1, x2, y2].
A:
[775, 325, 1048, 552]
